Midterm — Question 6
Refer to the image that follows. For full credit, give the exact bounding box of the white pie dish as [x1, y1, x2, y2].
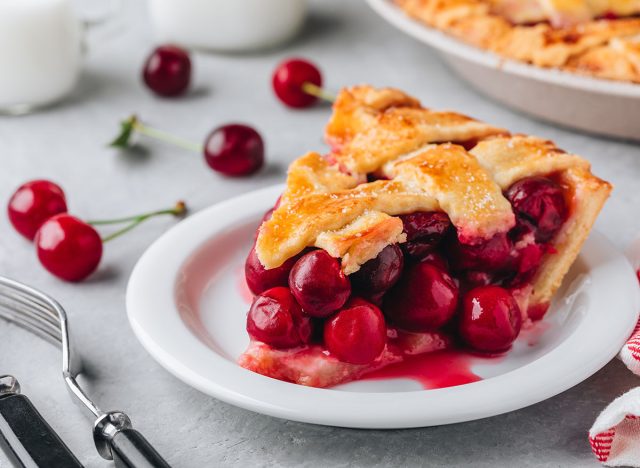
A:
[367, 0, 640, 142]
[126, 184, 639, 428]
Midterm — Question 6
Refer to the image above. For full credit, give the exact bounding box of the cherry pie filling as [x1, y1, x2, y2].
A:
[489, 0, 640, 27]
[242, 173, 570, 385]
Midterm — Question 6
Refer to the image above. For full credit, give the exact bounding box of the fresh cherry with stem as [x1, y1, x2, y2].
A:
[35, 201, 187, 282]
[272, 58, 335, 108]
[110, 115, 264, 177]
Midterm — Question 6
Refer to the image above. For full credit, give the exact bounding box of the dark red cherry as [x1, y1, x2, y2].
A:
[324, 298, 387, 364]
[8, 180, 67, 240]
[509, 243, 545, 287]
[35, 214, 102, 282]
[289, 250, 351, 317]
[365, 291, 386, 308]
[203, 124, 264, 177]
[449, 232, 514, 272]
[419, 251, 448, 271]
[399, 212, 451, 258]
[272, 58, 322, 108]
[506, 176, 567, 243]
[384, 262, 459, 332]
[245, 246, 300, 295]
[350, 244, 404, 295]
[464, 271, 495, 288]
[142, 45, 191, 97]
[246, 287, 312, 349]
[459, 286, 522, 353]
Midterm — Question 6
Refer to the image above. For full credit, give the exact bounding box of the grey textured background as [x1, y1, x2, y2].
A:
[1, 1, 640, 467]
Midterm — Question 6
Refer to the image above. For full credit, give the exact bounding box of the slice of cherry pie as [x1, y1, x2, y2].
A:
[239, 85, 611, 388]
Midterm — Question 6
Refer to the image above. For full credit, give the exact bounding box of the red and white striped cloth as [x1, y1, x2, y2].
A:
[589, 240, 640, 466]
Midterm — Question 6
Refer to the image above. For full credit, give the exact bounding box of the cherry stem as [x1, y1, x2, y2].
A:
[301, 82, 336, 103]
[132, 118, 203, 153]
[89, 201, 187, 243]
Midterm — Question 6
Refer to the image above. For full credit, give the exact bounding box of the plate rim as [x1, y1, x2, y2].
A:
[126, 184, 640, 428]
[366, 0, 640, 98]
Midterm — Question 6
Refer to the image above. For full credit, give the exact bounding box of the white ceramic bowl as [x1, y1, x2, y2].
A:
[148, 0, 307, 52]
[126, 185, 640, 428]
[368, 0, 640, 142]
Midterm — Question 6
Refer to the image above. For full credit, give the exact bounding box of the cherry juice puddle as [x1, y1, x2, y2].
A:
[361, 350, 502, 390]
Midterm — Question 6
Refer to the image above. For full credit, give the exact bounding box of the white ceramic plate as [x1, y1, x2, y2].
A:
[367, 0, 640, 141]
[127, 185, 639, 428]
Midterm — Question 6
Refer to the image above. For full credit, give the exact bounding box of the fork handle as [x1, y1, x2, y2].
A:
[110, 428, 171, 468]
[0, 393, 83, 468]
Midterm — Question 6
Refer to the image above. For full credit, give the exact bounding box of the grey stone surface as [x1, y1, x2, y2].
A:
[1, 1, 639, 466]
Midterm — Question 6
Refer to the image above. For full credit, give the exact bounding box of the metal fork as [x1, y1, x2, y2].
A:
[0, 276, 171, 468]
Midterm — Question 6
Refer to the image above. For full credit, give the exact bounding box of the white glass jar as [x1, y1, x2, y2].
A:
[0, 0, 83, 114]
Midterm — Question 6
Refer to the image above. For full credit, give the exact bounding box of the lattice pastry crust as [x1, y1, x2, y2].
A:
[395, 0, 640, 83]
[255, 85, 611, 315]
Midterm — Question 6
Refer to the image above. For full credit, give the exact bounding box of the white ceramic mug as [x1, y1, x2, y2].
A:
[148, 0, 307, 52]
[0, 0, 117, 115]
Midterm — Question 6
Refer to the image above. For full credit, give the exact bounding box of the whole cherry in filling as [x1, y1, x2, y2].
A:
[324, 298, 387, 365]
[399, 211, 451, 259]
[246, 287, 312, 348]
[419, 251, 448, 271]
[459, 286, 522, 353]
[350, 244, 403, 296]
[509, 242, 545, 287]
[289, 250, 351, 317]
[245, 246, 300, 295]
[384, 262, 459, 332]
[506, 176, 567, 243]
[449, 232, 513, 273]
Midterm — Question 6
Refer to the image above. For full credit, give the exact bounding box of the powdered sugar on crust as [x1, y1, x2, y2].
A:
[256, 86, 513, 271]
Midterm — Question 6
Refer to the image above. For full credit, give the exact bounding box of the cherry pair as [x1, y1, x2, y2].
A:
[8, 180, 186, 282]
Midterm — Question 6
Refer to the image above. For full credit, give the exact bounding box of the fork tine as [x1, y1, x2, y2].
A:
[0, 297, 61, 335]
[0, 287, 60, 325]
[2, 295, 60, 330]
[0, 293, 59, 323]
[0, 298, 60, 331]
[0, 284, 63, 346]
[0, 309, 62, 346]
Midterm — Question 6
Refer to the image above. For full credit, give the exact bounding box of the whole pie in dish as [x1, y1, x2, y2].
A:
[395, 0, 640, 83]
[239, 85, 611, 388]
